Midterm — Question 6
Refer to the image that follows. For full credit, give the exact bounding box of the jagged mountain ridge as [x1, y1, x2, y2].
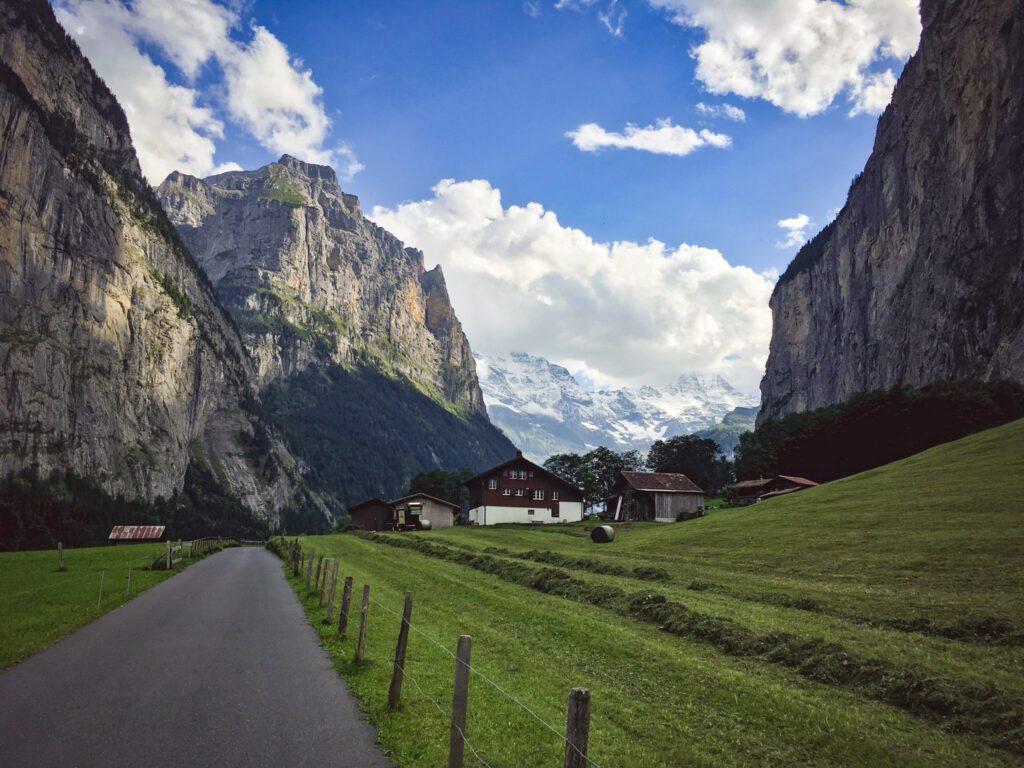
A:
[157, 159, 485, 415]
[477, 352, 758, 461]
[760, 0, 1024, 422]
[0, 0, 312, 527]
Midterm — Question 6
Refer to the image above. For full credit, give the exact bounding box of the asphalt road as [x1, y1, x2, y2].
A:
[0, 547, 392, 767]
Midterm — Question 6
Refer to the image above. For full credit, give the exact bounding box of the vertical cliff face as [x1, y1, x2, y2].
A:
[760, 0, 1024, 423]
[0, 1, 309, 526]
[157, 159, 486, 415]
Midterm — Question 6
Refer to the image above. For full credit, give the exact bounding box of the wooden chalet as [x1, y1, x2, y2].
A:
[109, 525, 166, 544]
[728, 475, 819, 505]
[463, 451, 584, 525]
[604, 472, 706, 522]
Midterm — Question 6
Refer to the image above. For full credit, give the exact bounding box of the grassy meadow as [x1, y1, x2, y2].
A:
[0, 540, 217, 670]
[284, 418, 1024, 767]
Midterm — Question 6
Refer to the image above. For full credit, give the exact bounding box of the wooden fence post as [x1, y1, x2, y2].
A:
[448, 634, 472, 768]
[315, 556, 324, 594]
[126, 565, 132, 595]
[387, 591, 413, 711]
[97, 570, 105, 608]
[564, 688, 591, 768]
[338, 577, 353, 638]
[165, 541, 171, 570]
[325, 558, 340, 623]
[57, 542, 64, 571]
[355, 584, 370, 662]
[305, 548, 315, 590]
[319, 557, 330, 607]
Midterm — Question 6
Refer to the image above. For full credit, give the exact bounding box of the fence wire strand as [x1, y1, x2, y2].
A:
[368, 591, 600, 768]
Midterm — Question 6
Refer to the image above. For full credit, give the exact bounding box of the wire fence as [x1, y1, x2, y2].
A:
[279, 537, 599, 768]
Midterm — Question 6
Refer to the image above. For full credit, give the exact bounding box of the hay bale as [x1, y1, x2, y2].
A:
[590, 525, 615, 544]
[419, 519, 433, 530]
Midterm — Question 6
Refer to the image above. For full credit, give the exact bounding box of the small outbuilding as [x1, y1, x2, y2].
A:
[728, 475, 819, 505]
[347, 498, 394, 531]
[390, 493, 460, 528]
[109, 525, 166, 544]
[604, 472, 706, 522]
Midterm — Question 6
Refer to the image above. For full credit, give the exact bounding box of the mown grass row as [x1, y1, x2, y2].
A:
[482, 545, 670, 581]
[360, 532, 1024, 755]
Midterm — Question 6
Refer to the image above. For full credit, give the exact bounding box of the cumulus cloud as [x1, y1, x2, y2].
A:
[55, 0, 359, 184]
[648, 0, 920, 117]
[371, 180, 774, 391]
[566, 119, 731, 156]
[696, 102, 746, 122]
[777, 213, 812, 248]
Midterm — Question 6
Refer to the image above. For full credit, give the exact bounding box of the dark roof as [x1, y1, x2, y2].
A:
[390, 492, 460, 511]
[777, 475, 819, 488]
[620, 472, 705, 494]
[347, 498, 391, 513]
[462, 451, 582, 492]
[759, 487, 803, 500]
[733, 477, 774, 490]
[109, 525, 165, 541]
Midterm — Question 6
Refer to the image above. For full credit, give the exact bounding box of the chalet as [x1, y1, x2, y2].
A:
[728, 475, 819, 505]
[348, 493, 460, 531]
[604, 472, 706, 522]
[463, 451, 584, 525]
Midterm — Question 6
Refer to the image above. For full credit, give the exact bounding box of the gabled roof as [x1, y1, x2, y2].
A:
[620, 471, 705, 494]
[462, 451, 582, 492]
[347, 498, 391, 513]
[109, 525, 165, 541]
[759, 487, 803, 500]
[733, 477, 774, 490]
[391, 492, 460, 511]
[777, 475, 819, 488]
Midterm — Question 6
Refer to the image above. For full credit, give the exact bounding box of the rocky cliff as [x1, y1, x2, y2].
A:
[0, 0, 312, 528]
[157, 160, 486, 415]
[760, 0, 1024, 422]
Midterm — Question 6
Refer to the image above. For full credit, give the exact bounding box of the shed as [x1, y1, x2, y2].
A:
[604, 472, 706, 522]
[109, 525, 166, 544]
[390, 493, 460, 528]
[728, 475, 819, 505]
[347, 499, 394, 531]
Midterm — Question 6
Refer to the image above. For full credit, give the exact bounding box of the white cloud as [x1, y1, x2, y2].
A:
[777, 213, 811, 248]
[696, 102, 746, 122]
[523, 1, 542, 18]
[849, 69, 897, 116]
[55, 0, 359, 184]
[566, 119, 731, 156]
[648, 0, 920, 117]
[556, 0, 627, 37]
[371, 180, 775, 391]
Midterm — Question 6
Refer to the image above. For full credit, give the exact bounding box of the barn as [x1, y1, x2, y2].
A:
[347, 499, 394, 531]
[728, 475, 819, 505]
[390, 493, 459, 528]
[604, 472, 706, 522]
[108, 525, 166, 544]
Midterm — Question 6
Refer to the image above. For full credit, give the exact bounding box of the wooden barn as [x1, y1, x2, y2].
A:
[605, 472, 706, 522]
[390, 493, 459, 528]
[728, 475, 819, 505]
[347, 499, 394, 531]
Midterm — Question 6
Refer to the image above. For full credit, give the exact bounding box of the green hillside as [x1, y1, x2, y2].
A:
[287, 418, 1024, 766]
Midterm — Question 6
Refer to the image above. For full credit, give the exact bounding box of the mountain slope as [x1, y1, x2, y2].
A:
[0, 0, 310, 528]
[157, 159, 514, 505]
[477, 352, 757, 460]
[760, 0, 1024, 422]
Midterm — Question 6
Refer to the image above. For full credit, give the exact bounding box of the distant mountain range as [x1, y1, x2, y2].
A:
[476, 352, 758, 461]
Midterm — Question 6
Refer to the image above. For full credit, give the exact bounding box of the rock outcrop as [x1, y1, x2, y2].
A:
[0, 0, 311, 527]
[157, 159, 487, 415]
[760, 0, 1024, 422]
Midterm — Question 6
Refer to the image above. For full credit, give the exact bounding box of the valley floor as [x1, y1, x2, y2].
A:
[289, 418, 1024, 767]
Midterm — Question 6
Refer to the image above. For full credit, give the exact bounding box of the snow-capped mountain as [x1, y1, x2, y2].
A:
[475, 352, 759, 461]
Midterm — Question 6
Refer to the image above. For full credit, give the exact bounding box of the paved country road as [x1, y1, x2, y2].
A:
[0, 547, 392, 767]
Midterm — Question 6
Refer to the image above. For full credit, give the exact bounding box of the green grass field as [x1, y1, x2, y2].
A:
[286, 418, 1024, 767]
[0, 540, 216, 671]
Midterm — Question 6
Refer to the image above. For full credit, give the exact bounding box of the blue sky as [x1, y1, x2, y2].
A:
[57, 0, 921, 391]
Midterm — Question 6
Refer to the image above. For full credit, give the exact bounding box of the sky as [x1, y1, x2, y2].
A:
[54, 0, 921, 393]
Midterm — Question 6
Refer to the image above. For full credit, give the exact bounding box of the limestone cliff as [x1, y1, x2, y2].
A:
[760, 0, 1024, 422]
[0, 0, 313, 527]
[157, 159, 487, 415]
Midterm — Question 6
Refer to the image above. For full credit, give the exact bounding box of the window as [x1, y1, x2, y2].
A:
[515, 488, 525, 497]
[519, 470, 528, 480]
[502, 488, 511, 496]
[551, 508, 560, 518]
[528, 471, 534, 478]
[502, 469, 509, 478]
[488, 478, 498, 490]
[533, 490, 545, 500]
[527, 509, 535, 515]
[552, 491, 559, 501]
